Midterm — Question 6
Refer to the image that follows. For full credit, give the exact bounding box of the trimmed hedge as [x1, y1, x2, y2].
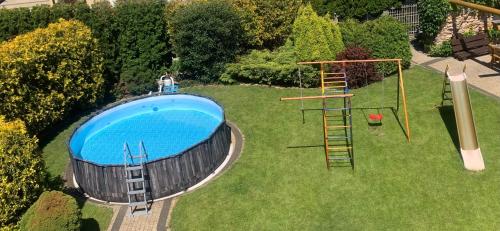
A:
[306, 0, 401, 20]
[220, 43, 317, 87]
[230, 0, 302, 49]
[115, 0, 171, 95]
[0, 1, 170, 97]
[19, 191, 81, 231]
[0, 19, 104, 134]
[0, 116, 43, 229]
[170, 0, 245, 83]
[292, 4, 344, 61]
[340, 16, 412, 75]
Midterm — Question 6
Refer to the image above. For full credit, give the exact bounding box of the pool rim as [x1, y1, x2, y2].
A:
[67, 93, 227, 167]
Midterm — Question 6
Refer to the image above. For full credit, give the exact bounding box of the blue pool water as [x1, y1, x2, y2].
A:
[69, 95, 224, 165]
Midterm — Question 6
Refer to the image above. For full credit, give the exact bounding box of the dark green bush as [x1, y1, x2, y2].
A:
[115, 0, 171, 95]
[306, 0, 401, 20]
[340, 16, 412, 75]
[291, 4, 344, 61]
[19, 191, 81, 231]
[429, 40, 453, 57]
[170, 0, 245, 83]
[417, 0, 450, 45]
[221, 43, 317, 87]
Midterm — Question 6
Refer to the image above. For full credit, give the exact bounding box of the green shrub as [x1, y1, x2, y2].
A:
[292, 4, 344, 61]
[306, 0, 401, 20]
[115, 0, 171, 95]
[170, 0, 245, 83]
[221, 43, 317, 87]
[418, 0, 450, 45]
[340, 16, 412, 75]
[230, 0, 302, 49]
[19, 191, 81, 231]
[0, 19, 104, 134]
[429, 40, 453, 57]
[0, 116, 43, 228]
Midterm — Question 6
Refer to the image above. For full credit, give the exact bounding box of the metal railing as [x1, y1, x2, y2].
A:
[387, 3, 419, 38]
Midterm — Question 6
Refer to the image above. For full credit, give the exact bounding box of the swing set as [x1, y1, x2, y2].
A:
[280, 59, 411, 170]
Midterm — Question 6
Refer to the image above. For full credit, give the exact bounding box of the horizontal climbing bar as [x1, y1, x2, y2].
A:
[280, 94, 353, 101]
[298, 59, 402, 65]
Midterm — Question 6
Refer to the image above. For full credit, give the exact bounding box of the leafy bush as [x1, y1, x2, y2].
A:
[0, 19, 104, 134]
[292, 4, 344, 61]
[418, 0, 450, 45]
[306, 0, 401, 20]
[230, 0, 302, 49]
[115, 0, 171, 95]
[429, 40, 453, 57]
[19, 191, 81, 231]
[340, 16, 412, 75]
[335, 46, 380, 89]
[170, 0, 245, 83]
[0, 116, 43, 228]
[489, 28, 500, 44]
[221, 43, 317, 87]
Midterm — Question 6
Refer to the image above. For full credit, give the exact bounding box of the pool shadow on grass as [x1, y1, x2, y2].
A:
[438, 105, 461, 155]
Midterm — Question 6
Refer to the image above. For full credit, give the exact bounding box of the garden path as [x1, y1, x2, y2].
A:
[411, 46, 500, 98]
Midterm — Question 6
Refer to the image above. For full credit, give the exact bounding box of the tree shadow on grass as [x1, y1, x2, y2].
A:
[438, 105, 461, 155]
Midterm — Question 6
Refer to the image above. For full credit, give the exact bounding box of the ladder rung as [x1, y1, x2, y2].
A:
[130, 155, 146, 159]
[130, 209, 149, 216]
[128, 189, 146, 195]
[329, 157, 351, 161]
[324, 86, 347, 89]
[129, 201, 147, 207]
[327, 125, 351, 129]
[327, 147, 352, 151]
[324, 108, 350, 111]
[323, 77, 346, 80]
[325, 115, 351, 118]
[324, 72, 346, 75]
[328, 136, 351, 139]
[126, 165, 143, 171]
[126, 178, 145, 183]
[324, 81, 346, 84]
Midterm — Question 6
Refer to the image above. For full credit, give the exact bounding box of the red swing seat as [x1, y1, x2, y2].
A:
[369, 113, 383, 122]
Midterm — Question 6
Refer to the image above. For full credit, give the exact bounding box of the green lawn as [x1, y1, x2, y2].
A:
[41, 117, 113, 231]
[171, 66, 500, 230]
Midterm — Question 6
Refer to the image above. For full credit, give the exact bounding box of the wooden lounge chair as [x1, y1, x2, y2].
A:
[451, 33, 490, 61]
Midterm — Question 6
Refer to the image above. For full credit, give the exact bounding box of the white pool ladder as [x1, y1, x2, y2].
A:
[123, 141, 149, 216]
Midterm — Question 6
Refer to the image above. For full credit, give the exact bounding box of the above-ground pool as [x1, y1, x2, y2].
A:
[68, 94, 232, 203]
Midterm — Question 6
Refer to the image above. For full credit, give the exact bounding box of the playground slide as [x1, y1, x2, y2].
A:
[447, 71, 485, 171]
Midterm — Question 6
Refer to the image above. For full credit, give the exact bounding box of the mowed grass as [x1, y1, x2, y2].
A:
[41, 117, 113, 231]
[172, 65, 500, 230]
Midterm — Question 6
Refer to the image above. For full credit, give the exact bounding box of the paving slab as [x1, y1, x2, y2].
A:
[411, 45, 500, 98]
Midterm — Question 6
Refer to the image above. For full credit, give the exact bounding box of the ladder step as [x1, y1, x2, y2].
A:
[327, 125, 351, 129]
[324, 86, 347, 89]
[129, 201, 147, 207]
[130, 209, 149, 216]
[128, 189, 146, 195]
[324, 72, 346, 75]
[130, 155, 147, 159]
[329, 157, 351, 161]
[126, 177, 145, 183]
[324, 108, 350, 111]
[325, 115, 351, 118]
[328, 136, 351, 140]
[126, 165, 143, 171]
[327, 147, 352, 151]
